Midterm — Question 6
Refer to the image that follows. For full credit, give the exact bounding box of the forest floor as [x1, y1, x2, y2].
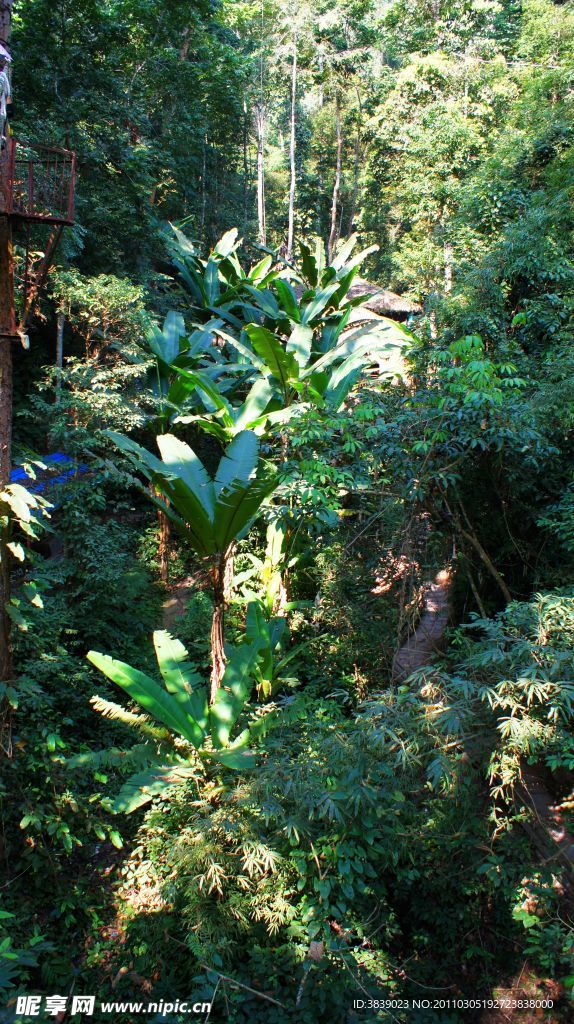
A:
[162, 575, 199, 631]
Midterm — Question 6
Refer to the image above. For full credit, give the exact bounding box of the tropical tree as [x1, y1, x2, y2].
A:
[80, 630, 270, 813]
[110, 430, 277, 700]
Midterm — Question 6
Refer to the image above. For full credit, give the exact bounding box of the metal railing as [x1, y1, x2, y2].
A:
[0, 139, 75, 224]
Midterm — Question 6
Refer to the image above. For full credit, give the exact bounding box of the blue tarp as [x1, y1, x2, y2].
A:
[9, 453, 89, 494]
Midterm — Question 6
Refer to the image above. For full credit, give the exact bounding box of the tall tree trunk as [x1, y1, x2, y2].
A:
[255, 103, 266, 246]
[318, 48, 324, 108]
[157, 509, 170, 585]
[328, 93, 342, 263]
[286, 34, 297, 261]
[346, 123, 361, 236]
[0, 0, 15, 711]
[210, 553, 227, 704]
[55, 311, 64, 402]
[243, 100, 249, 233]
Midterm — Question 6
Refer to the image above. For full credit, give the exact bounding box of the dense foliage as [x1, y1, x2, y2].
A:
[2, 0, 574, 1022]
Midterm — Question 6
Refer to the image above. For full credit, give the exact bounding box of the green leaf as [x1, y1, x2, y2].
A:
[153, 631, 208, 743]
[245, 325, 299, 393]
[248, 254, 273, 282]
[87, 651, 203, 747]
[146, 311, 186, 366]
[107, 433, 215, 553]
[173, 415, 229, 443]
[204, 259, 220, 305]
[337, 243, 379, 276]
[246, 602, 272, 684]
[167, 368, 233, 421]
[244, 285, 280, 318]
[301, 282, 341, 325]
[213, 470, 277, 552]
[109, 763, 195, 814]
[7, 541, 25, 561]
[233, 377, 275, 431]
[213, 228, 239, 259]
[275, 279, 301, 322]
[286, 324, 313, 369]
[205, 747, 257, 770]
[214, 431, 258, 498]
[156, 434, 215, 520]
[331, 234, 358, 270]
[210, 643, 261, 747]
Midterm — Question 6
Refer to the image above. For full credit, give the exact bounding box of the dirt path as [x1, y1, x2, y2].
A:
[162, 575, 197, 631]
[392, 567, 452, 681]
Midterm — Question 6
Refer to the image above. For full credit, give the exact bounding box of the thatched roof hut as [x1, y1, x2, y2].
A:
[346, 278, 421, 320]
[293, 276, 421, 321]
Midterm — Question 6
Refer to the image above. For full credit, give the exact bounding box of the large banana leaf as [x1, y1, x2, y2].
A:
[213, 473, 277, 551]
[87, 651, 205, 748]
[300, 317, 410, 379]
[110, 430, 276, 556]
[210, 642, 261, 747]
[298, 240, 318, 286]
[151, 483, 216, 556]
[286, 324, 313, 369]
[110, 762, 198, 814]
[233, 378, 275, 431]
[274, 279, 301, 322]
[213, 430, 258, 498]
[210, 432, 277, 551]
[245, 324, 299, 394]
[301, 281, 341, 325]
[213, 227, 240, 259]
[215, 327, 267, 370]
[179, 384, 295, 441]
[330, 233, 359, 271]
[168, 367, 234, 420]
[248, 254, 273, 283]
[146, 311, 186, 368]
[204, 258, 220, 305]
[243, 285, 281, 319]
[153, 630, 208, 733]
[156, 434, 215, 519]
[203, 747, 256, 769]
[168, 222, 199, 258]
[108, 432, 216, 555]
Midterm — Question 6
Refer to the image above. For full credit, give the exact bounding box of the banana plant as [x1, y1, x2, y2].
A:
[213, 237, 411, 411]
[244, 234, 378, 336]
[244, 600, 311, 699]
[139, 310, 231, 582]
[161, 228, 411, 417]
[172, 375, 301, 444]
[141, 310, 240, 430]
[109, 428, 278, 700]
[79, 631, 269, 814]
[165, 225, 281, 328]
[239, 316, 408, 410]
